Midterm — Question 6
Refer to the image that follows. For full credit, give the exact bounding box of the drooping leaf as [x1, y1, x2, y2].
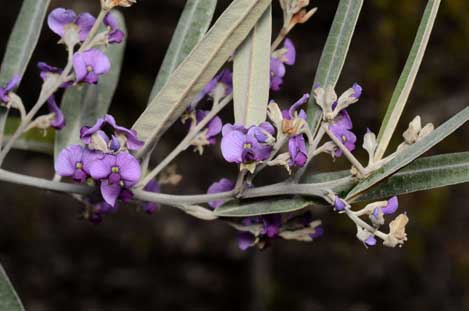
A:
[54, 12, 126, 159]
[214, 197, 314, 217]
[0, 0, 51, 148]
[306, 0, 363, 135]
[132, 0, 273, 158]
[346, 106, 469, 200]
[149, 0, 218, 100]
[0, 263, 24, 311]
[374, 0, 441, 161]
[354, 152, 469, 202]
[233, 5, 272, 126]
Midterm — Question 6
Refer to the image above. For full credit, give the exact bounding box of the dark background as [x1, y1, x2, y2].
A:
[1, 0, 469, 310]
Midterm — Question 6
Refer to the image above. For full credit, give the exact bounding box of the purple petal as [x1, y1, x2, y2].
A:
[88, 154, 116, 180]
[382, 196, 398, 215]
[221, 130, 245, 163]
[250, 139, 272, 161]
[352, 83, 362, 99]
[288, 135, 307, 167]
[270, 76, 283, 91]
[72, 52, 88, 82]
[283, 38, 296, 65]
[206, 116, 223, 140]
[81, 149, 104, 174]
[76, 13, 96, 41]
[100, 181, 122, 207]
[0, 75, 21, 103]
[221, 123, 246, 137]
[309, 226, 324, 239]
[108, 30, 125, 44]
[47, 8, 77, 38]
[116, 152, 141, 186]
[47, 96, 65, 129]
[237, 232, 256, 251]
[258, 122, 276, 136]
[333, 110, 353, 130]
[288, 94, 310, 118]
[262, 214, 282, 238]
[207, 178, 234, 209]
[142, 180, 161, 214]
[365, 236, 377, 246]
[334, 197, 346, 211]
[270, 58, 286, 77]
[54, 144, 85, 177]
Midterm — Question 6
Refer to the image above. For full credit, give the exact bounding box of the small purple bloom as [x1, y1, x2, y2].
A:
[365, 235, 377, 246]
[238, 232, 256, 251]
[47, 96, 65, 130]
[80, 115, 144, 151]
[334, 197, 346, 211]
[329, 109, 356, 157]
[288, 135, 307, 167]
[261, 214, 282, 238]
[88, 152, 141, 206]
[47, 8, 96, 41]
[195, 110, 223, 144]
[0, 75, 20, 104]
[207, 178, 234, 209]
[104, 12, 125, 44]
[73, 49, 111, 84]
[221, 124, 273, 164]
[382, 196, 398, 214]
[270, 38, 296, 91]
[55, 144, 98, 183]
[283, 94, 309, 120]
[282, 38, 296, 65]
[141, 180, 161, 214]
[309, 226, 324, 239]
[352, 83, 362, 99]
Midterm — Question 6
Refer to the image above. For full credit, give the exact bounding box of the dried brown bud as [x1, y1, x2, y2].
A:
[103, 0, 136, 10]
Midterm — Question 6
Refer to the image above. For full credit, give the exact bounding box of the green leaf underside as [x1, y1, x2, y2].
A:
[305, 0, 363, 137]
[215, 197, 314, 217]
[355, 152, 469, 202]
[346, 106, 469, 200]
[216, 151, 469, 217]
[233, 5, 272, 126]
[0, 264, 24, 311]
[54, 12, 127, 159]
[374, 0, 441, 160]
[0, 0, 51, 149]
[149, 0, 218, 100]
[132, 0, 273, 158]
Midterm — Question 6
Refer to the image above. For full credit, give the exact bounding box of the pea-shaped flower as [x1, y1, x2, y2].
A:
[73, 49, 111, 84]
[55, 145, 97, 183]
[47, 8, 96, 42]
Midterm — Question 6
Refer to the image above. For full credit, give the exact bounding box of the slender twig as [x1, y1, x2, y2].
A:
[79, 9, 108, 52]
[139, 94, 233, 187]
[344, 207, 388, 241]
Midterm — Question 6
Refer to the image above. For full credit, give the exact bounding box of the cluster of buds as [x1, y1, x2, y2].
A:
[279, 0, 317, 33]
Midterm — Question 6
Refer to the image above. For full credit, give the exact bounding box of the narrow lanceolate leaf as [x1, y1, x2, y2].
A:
[132, 0, 272, 158]
[354, 152, 469, 203]
[0, 264, 24, 311]
[0, 0, 50, 148]
[233, 5, 272, 126]
[54, 12, 126, 159]
[149, 0, 217, 100]
[306, 0, 363, 134]
[346, 106, 469, 200]
[374, 0, 441, 161]
[214, 197, 314, 217]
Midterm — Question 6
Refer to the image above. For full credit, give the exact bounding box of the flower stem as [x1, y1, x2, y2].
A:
[138, 94, 233, 187]
[80, 9, 108, 52]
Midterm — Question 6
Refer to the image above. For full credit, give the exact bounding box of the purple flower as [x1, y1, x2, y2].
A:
[37, 62, 72, 88]
[334, 197, 346, 211]
[0, 75, 20, 104]
[47, 96, 65, 130]
[261, 214, 282, 238]
[365, 236, 377, 246]
[55, 145, 98, 183]
[283, 94, 309, 121]
[190, 69, 233, 110]
[88, 152, 141, 206]
[73, 49, 111, 84]
[270, 38, 296, 91]
[207, 178, 234, 209]
[221, 124, 273, 165]
[288, 135, 307, 167]
[238, 232, 256, 251]
[47, 8, 96, 41]
[104, 12, 125, 44]
[195, 110, 223, 144]
[372, 196, 399, 219]
[80, 115, 144, 151]
[329, 110, 356, 157]
[141, 180, 161, 214]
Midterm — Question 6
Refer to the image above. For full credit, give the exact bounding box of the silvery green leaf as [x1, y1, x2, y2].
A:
[374, 0, 441, 160]
[54, 12, 126, 159]
[0, 0, 50, 149]
[4, 117, 54, 154]
[0, 263, 24, 311]
[354, 152, 469, 202]
[149, 0, 218, 100]
[233, 5, 272, 126]
[132, 0, 273, 158]
[214, 197, 314, 217]
[305, 0, 363, 136]
[346, 106, 469, 200]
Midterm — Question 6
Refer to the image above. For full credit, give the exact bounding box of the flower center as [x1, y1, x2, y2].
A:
[243, 143, 252, 149]
[75, 162, 83, 170]
[111, 166, 120, 173]
[86, 66, 93, 73]
[341, 135, 347, 143]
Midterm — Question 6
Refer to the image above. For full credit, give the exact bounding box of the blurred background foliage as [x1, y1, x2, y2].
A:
[0, 0, 469, 310]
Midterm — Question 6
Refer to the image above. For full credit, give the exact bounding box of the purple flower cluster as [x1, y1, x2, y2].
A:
[55, 115, 143, 209]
